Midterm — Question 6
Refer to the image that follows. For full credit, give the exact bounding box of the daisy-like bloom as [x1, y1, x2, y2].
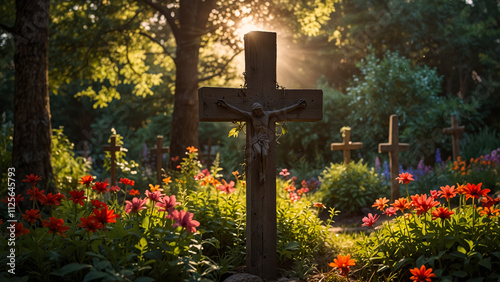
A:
[78, 215, 103, 232]
[431, 207, 454, 220]
[279, 168, 290, 178]
[201, 176, 220, 187]
[285, 185, 296, 192]
[79, 175, 94, 188]
[39, 193, 65, 206]
[396, 172, 414, 185]
[481, 196, 500, 208]
[217, 179, 236, 194]
[372, 197, 389, 211]
[68, 190, 87, 206]
[313, 202, 326, 209]
[93, 206, 120, 226]
[186, 146, 198, 153]
[119, 178, 135, 186]
[156, 195, 180, 215]
[410, 194, 440, 216]
[362, 213, 380, 227]
[232, 171, 239, 178]
[455, 183, 466, 194]
[22, 209, 41, 224]
[162, 177, 172, 185]
[27, 187, 46, 203]
[23, 174, 42, 187]
[384, 207, 397, 217]
[297, 187, 309, 196]
[110, 186, 120, 192]
[2, 194, 25, 206]
[149, 184, 163, 193]
[92, 180, 109, 194]
[124, 197, 148, 214]
[171, 210, 200, 233]
[91, 199, 108, 209]
[430, 190, 439, 200]
[463, 183, 490, 200]
[42, 217, 70, 237]
[437, 185, 457, 201]
[289, 192, 300, 203]
[15, 222, 30, 238]
[329, 254, 356, 277]
[478, 206, 500, 218]
[145, 190, 163, 203]
[129, 189, 140, 196]
[409, 265, 436, 282]
[392, 197, 411, 212]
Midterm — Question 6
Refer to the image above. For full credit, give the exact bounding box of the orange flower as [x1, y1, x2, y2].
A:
[478, 206, 500, 218]
[431, 207, 454, 220]
[455, 183, 466, 194]
[186, 146, 198, 153]
[149, 184, 163, 192]
[329, 254, 355, 277]
[437, 185, 457, 201]
[79, 175, 94, 187]
[392, 197, 411, 212]
[162, 177, 172, 185]
[463, 183, 490, 200]
[409, 265, 436, 282]
[372, 197, 389, 211]
[313, 202, 326, 209]
[119, 178, 135, 186]
[396, 172, 414, 185]
[410, 194, 440, 216]
[129, 189, 140, 196]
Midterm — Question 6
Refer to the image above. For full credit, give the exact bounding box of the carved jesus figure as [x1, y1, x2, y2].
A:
[217, 99, 307, 182]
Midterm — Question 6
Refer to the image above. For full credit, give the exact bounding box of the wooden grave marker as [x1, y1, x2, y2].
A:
[103, 136, 122, 186]
[198, 31, 322, 280]
[331, 127, 363, 164]
[443, 114, 465, 162]
[378, 115, 409, 202]
[151, 135, 170, 185]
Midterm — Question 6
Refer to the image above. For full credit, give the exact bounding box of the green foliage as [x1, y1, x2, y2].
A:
[103, 129, 140, 179]
[0, 118, 13, 196]
[460, 127, 500, 161]
[355, 185, 500, 281]
[51, 127, 91, 192]
[318, 160, 387, 214]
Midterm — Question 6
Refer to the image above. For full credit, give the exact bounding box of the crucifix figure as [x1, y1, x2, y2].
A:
[151, 135, 170, 185]
[378, 115, 409, 202]
[331, 127, 363, 165]
[443, 114, 465, 162]
[218, 99, 306, 182]
[199, 31, 322, 280]
[103, 136, 122, 186]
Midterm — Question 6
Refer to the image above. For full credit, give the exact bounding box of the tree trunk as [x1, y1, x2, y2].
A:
[12, 0, 54, 195]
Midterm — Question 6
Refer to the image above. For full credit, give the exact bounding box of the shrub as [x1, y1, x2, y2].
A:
[318, 160, 388, 214]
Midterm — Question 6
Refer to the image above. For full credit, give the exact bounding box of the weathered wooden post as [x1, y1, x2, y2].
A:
[378, 115, 409, 202]
[199, 31, 322, 280]
[103, 136, 121, 186]
[443, 114, 465, 162]
[151, 135, 169, 185]
[331, 127, 363, 164]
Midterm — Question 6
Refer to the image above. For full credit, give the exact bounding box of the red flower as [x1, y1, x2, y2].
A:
[481, 196, 500, 208]
[15, 222, 30, 237]
[79, 175, 94, 187]
[129, 189, 140, 196]
[92, 180, 109, 194]
[27, 187, 46, 202]
[396, 172, 414, 185]
[2, 194, 25, 206]
[156, 195, 180, 214]
[145, 190, 163, 202]
[463, 183, 490, 200]
[362, 213, 380, 227]
[410, 194, 440, 216]
[68, 190, 87, 206]
[217, 179, 236, 194]
[430, 190, 438, 200]
[93, 206, 120, 225]
[39, 193, 65, 206]
[42, 217, 70, 237]
[409, 265, 436, 282]
[372, 197, 389, 211]
[329, 254, 356, 277]
[313, 202, 326, 209]
[119, 178, 135, 186]
[431, 207, 454, 220]
[91, 199, 108, 209]
[437, 185, 457, 201]
[22, 209, 41, 224]
[171, 210, 200, 233]
[23, 174, 42, 187]
[392, 197, 411, 212]
[384, 207, 397, 217]
[78, 215, 103, 232]
[124, 197, 148, 214]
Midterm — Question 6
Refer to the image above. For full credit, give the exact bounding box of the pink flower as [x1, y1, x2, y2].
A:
[216, 179, 236, 194]
[124, 197, 148, 214]
[110, 186, 121, 192]
[171, 210, 200, 233]
[430, 190, 439, 200]
[279, 168, 290, 178]
[156, 195, 180, 215]
[145, 190, 163, 203]
[362, 213, 380, 227]
[289, 192, 300, 203]
[384, 207, 397, 217]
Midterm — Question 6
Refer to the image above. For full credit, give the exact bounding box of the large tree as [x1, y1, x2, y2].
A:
[0, 0, 54, 193]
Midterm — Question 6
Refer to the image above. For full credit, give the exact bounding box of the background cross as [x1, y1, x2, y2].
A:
[331, 127, 363, 164]
[378, 115, 409, 202]
[198, 31, 322, 280]
[443, 114, 465, 162]
[103, 135, 122, 186]
[151, 135, 170, 185]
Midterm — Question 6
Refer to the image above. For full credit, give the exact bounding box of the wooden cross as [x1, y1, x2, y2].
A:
[443, 114, 465, 162]
[331, 127, 363, 164]
[151, 135, 170, 185]
[198, 31, 322, 280]
[103, 136, 122, 186]
[378, 115, 409, 202]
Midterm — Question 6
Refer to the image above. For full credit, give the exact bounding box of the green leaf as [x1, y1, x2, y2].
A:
[83, 270, 110, 282]
[52, 263, 92, 277]
[478, 258, 492, 270]
[451, 270, 467, 278]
